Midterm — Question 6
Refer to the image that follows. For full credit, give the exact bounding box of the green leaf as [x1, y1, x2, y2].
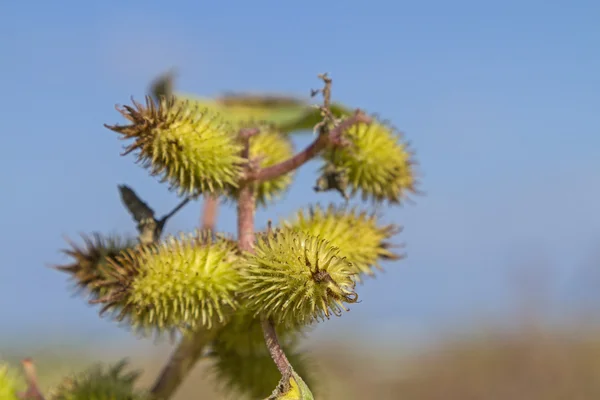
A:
[175, 93, 353, 134]
[148, 70, 354, 134]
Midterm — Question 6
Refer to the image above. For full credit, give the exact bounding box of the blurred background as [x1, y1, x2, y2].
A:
[1, 0, 600, 398]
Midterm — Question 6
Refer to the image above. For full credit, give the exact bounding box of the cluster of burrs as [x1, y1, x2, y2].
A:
[30, 72, 420, 399]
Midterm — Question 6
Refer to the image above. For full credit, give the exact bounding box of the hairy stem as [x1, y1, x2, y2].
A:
[201, 195, 219, 231]
[250, 111, 372, 183]
[237, 135, 256, 252]
[236, 132, 295, 377]
[261, 318, 292, 375]
[237, 185, 255, 251]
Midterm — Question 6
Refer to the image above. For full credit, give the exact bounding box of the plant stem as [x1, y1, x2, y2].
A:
[19, 359, 45, 400]
[250, 111, 372, 183]
[200, 195, 219, 231]
[148, 103, 366, 399]
[236, 133, 296, 378]
[237, 134, 256, 252]
[236, 183, 255, 251]
[261, 318, 292, 375]
[149, 328, 217, 399]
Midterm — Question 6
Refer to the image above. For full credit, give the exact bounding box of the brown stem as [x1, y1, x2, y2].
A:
[237, 135, 256, 251]
[261, 318, 292, 375]
[235, 133, 295, 378]
[237, 186, 256, 251]
[149, 328, 217, 399]
[19, 359, 45, 400]
[201, 195, 219, 231]
[250, 111, 372, 183]
[150, 101, 349, 396]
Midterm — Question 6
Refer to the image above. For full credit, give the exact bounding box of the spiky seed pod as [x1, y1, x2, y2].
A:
[241, 229, 358, 327]
[49, 360, 149, 400]
[208, 309, 317, 398]
[283, 204, 402, 281]
[54, 233, 137, 301]
[0, 363, 23, 400]
[104, 96, 245, 197]
[208, 338, 316, 400]
[225, 128, 295, 206]
[96, 230, 242, 333]
[320, 117, 417, 204]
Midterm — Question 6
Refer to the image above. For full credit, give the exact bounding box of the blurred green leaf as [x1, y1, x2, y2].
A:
[149, 71, 354, 134]
[171, 93, 352, 134]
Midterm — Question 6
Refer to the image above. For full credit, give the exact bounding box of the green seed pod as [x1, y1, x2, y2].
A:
[49, 359, 149, 400]
[0, 363, 23, 400]
[226, 128, 295, 206]
[207, 308, 313, 399]
[320, 117, 417, 204]
[54, 233, 137, 301]
[215, 308, 306, 356]
[282, 204, 401, 281]
[104, 96, 244, 197]
[96, 231, 242, 333]
[209, 336, 316, 400]
[241, 229, 358, 328]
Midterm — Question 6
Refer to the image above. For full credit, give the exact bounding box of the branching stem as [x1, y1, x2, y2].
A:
[237, 130, 296, 377]
[148, 74, 369, 399]
[249, 110, 372, 183]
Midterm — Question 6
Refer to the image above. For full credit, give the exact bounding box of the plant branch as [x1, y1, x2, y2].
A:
[236, 130, 296, 378]
[237, 134, 256, 252]
[200, 195, 219, 231]
[261, 318, 292, 375]
[149, 75, 353, 397]
[149, 328, 217, 399]
[18, 359, 45, 400]
[249, 110, 372, 183]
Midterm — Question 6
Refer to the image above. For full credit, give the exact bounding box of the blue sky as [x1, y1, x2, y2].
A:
[1, 0, 599, 347]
